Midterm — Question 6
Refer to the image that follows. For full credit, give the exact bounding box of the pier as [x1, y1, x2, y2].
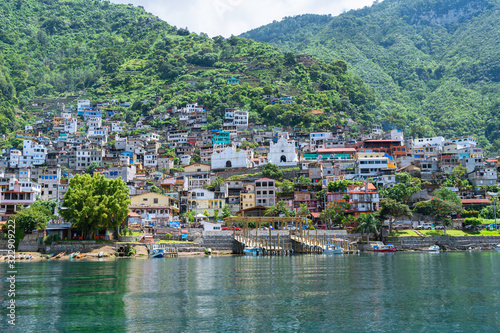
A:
[225, 217, 358, 255]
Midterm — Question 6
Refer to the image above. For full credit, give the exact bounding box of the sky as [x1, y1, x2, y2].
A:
[110, 0, 378, 37]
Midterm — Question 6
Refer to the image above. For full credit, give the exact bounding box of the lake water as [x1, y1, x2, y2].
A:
[2, 252, 500, 332]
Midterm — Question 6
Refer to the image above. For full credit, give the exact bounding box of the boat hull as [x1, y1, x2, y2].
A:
[373, 248, 397, 253]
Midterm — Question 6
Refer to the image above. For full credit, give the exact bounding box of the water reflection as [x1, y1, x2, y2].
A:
[2, 253, 500, 332]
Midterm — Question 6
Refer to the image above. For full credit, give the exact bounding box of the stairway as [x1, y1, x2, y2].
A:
[142, 233, 155, 244]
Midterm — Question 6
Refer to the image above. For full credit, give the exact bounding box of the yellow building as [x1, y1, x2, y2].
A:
[129, 192, 180, 226]
[187, 188, 225, 218]
[184, 163, 211, 173]
[240, 184, 255, 210]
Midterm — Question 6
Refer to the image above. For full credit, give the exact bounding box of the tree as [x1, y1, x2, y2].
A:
[296, 175, 312, 185]
[85, 161, 100, 175]
[356, 213, 379, 243]
[433, 188, 462, 207]
[12, 200, 56, 234]
[262, 163, 283, 180]
[297, 203, 310, 217]
[380, 172, 421, 204]
[183, 210, 195, 224]
[452, 165, 467, 179]
[265, 201, 293, 217]
[379, 198, 412, 235]
[60, 174, 130, 239]
[278, 179, 294, 198]
[319, 201, 350, 227]
[426, 197, 462, 236]
[213, 210, 220, 222]
[221, 205, 232, 219]
[203, 209, 209, 218]
[150, 185, 162, 194]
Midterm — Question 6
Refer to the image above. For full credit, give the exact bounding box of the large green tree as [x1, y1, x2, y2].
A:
[265, 201, 293, 217]
[379, 198, 412, 235]
[60, 174, 130, 239]
[356, 213, 379, 243]
[319, 201, 350, 227]
[380, 172, 421, 204]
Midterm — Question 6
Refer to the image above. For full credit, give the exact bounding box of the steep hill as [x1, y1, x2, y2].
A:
[0, 0, 378, 134]
[241, 0, 500, 152]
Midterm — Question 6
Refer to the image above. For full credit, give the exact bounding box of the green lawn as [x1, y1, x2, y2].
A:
[390, 230, 419, 237]
[419, 230, 500, 237]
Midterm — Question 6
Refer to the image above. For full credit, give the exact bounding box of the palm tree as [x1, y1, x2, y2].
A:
[356, 213, 379, 243]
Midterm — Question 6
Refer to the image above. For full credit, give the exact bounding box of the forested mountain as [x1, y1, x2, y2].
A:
[0, 0, 378, 134]
[241, 0, 500, 152]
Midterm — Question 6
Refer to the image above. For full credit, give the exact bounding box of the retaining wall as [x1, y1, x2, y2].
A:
[387, 236, 500, 250]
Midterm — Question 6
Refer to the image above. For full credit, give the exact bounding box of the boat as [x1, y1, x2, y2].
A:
[149, 248, 165, 258]
[53, 251, 65, 259]
[97, 252, 104, 258]
[243, 246, 261, 256]
[494, 245, 500, 251]
[70, 252, 80, 259]
[373, 244, 397, 252]
[76, 253, 85, 259]
[323, 244, 344, 254]
[422, 245, 440, 252]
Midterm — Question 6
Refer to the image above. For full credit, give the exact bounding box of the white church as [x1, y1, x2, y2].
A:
[268, 136, 298, 166]
[211, 145, 253, 169]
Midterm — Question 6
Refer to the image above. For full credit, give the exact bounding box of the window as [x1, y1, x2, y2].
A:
[143, 198, 148, 201]
[154, 198, 158, 204]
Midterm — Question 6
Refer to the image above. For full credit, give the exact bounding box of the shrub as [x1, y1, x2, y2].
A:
[464, 217, 482, 226]
[165, 233, 172, 240]
[462, 210, 479, 218]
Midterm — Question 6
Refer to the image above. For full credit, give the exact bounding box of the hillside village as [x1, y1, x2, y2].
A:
[2, 96, 499, 239]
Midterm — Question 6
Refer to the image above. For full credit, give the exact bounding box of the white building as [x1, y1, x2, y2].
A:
[268, 136, 298, 166]
[355, 152, 389, 177]
[87, 117, 102, 131]
[224, 108, 249, 130]
[144, 154, 158, 168]
[22, 140, 46, 167]
[413, 136, 445, 149]
[111, 122, 125, 133]
[64, 118, 78, 134]
[24, 125, 33, 133]
[211, 145, 253, 169]
[77, 100, 91, 112]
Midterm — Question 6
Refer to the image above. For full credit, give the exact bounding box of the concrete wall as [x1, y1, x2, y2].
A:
[45, 241, 109, 253]
[387, 236, 500, 250]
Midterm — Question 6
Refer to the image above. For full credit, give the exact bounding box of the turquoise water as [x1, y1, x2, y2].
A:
[2, 252, 500, 332]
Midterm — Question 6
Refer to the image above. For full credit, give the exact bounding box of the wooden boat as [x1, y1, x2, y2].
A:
[70, 252, 80, 259]
[323, 245, 344, 254]
[54, 251, 66, 259]
[243, 247, 261, 256]
[422, 245, 440, 252]
[373, 244, 397, 252]
[76, 253, 85, 259]
[149, 248, 165, 258]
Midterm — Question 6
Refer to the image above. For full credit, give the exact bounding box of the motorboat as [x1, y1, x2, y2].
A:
[97, 252, 104, 258]
[149, 248, 165, 258]
[70, 252, 80, 259]
[323, 244, 344, 254]
[373, 244, 397, 252]
[494, 245, 500, 251]
[422, 245, 440, 252]
[243, 247, 261, 256]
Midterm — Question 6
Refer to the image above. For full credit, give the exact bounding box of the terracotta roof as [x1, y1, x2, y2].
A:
[311, 212, 320, 218]
[317, 148, 356, 153]
[255, 178, 276, 182]
[461, 199, 491, 204]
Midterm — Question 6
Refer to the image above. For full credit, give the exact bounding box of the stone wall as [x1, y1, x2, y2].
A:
[387, 236, 500, 250]
[45, 241, 110, 254]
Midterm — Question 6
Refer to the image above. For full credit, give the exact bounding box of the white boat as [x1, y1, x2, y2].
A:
[494, 244, 500, 251]
[323, 245, 344, 254]
[373, 244, 397, 252]
[243, 247, 261, 256]
[422, 245, 440, 252]
[149, 248, 165, 258]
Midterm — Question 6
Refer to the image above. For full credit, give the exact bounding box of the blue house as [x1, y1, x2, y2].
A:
[227, 77, 239, 85]
[83, 110, 102, 120]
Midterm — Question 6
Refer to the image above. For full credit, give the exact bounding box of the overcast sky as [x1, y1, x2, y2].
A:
[110, 0, 378, 37]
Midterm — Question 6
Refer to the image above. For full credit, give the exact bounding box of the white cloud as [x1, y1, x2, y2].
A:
[110, 0, 377, 37]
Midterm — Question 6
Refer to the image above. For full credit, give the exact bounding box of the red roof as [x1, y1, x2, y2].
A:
[461, 199, 491, 204]
[311, 212, 320, 218]
[317, 148, 356, 153]
[128, 212, 141, 217]
[255, 178, 275, 182]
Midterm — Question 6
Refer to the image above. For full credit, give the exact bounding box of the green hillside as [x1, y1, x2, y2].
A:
[0, 0, 379, 134]
[241, 0, 500, 152]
